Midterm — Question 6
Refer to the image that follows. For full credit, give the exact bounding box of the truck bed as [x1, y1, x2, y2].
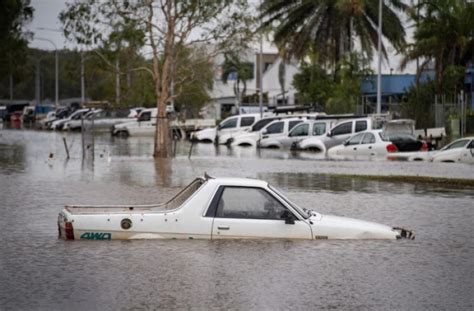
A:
[64, 203, 168, 214]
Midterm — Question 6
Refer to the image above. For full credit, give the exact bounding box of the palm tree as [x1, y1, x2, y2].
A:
[221, 53, 254, 108]
[401, 0, 474, 89]
[259, 0, 407, 67]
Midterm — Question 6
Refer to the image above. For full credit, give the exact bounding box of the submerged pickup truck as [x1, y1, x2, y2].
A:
[58, 175, 414, 241]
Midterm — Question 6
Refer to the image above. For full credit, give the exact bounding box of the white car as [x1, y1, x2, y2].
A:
[430, 137, 474, 163]
[279, 119, 339, 149]
[296, 117, 381, 152]
[50, 108, 92, 130]
[230, 116, 300, 147]
[63, 109, 134, 132]
[216, 114, 264, 145]
[328, 130, 429, 160]
[191, 127, 217, 143]
[257, 117, 306, 148]
[58, 175, 414, 241]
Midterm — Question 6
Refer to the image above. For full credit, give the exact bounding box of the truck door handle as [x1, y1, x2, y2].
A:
[368, 146, 372, 149]
[353, 147, 357, 150]
[218, 226, 230, 230]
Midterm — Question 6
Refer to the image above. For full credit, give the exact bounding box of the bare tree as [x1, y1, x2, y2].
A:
[61, 0, 254, 157]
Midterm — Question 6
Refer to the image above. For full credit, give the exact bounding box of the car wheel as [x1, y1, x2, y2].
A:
[117, 130, 129, 138]
[307, 146, 322, 152]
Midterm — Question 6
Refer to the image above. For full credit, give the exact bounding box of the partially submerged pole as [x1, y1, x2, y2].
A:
[188, 140, 194, 159]
[63, 137, 70, 159]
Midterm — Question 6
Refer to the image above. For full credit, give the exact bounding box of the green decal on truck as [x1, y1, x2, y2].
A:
[80, 232, 112, 240]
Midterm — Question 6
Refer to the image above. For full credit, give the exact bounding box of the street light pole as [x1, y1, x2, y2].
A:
[81, 51, 85, 104]
[258, 0, 264, 118]
[376, 0, 383, 114]
[34, 37, 59, 108]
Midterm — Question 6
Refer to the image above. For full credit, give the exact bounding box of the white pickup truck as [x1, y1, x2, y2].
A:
[58, 175, 414, 241]
[112, 108, 215, 138]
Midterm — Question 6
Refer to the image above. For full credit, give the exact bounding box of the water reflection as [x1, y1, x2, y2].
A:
[261, 172, 474, 198]
[0, 143, 26, 174]
[0, 129, 473, 310]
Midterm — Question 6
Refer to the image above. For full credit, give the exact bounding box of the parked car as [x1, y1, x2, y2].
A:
[430, 137, 474, 163]
[216, 114, 264, 145]
[21, 106, 36, 123]
[58, 175, 414, 241]
[38, 108, 71, 130]
[296, 117, 388, 152]
[230, 115, 309, 147]
[50, 108, 92, 130]
[63, 109, 134, 131]
[257, 117, 307, 148]
[327, 129, 429, 160]
[280, 119, 339, 149]
[190, 127, 217, 143]
[0, 106, 6, 121]
[113, 107, 214, 138]
[112, 108, 157, 137]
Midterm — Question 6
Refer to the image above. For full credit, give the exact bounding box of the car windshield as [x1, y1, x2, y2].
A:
[268, 185, 310, 219]
[251, 118, 275, 132]
[442, 139, 469, 150]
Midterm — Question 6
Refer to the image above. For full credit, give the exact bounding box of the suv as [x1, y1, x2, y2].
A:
[216, 114, 263, 145]
[276, 119, 340, 149]
[257, 117, 307, 148]
[296, 117, 388, 152]
[230, 115, 308, 147]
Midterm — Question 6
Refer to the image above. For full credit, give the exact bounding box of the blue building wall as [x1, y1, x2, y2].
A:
[362, 71, 474, 110]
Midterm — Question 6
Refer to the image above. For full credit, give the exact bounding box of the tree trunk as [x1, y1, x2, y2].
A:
[153, 1, 174, 158]
[154, 56, 172, 158]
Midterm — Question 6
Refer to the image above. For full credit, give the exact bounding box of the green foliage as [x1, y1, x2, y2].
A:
[260, 0, 406, 67]
[292, 60, 333, 107]
[402, 0, 474, 91]
[173, 46, 214, 115]
[400, 81, 436, 129]
[221, 52, 254, 102]
[293, 52, 371, 113]
[0, 0, 34, 78]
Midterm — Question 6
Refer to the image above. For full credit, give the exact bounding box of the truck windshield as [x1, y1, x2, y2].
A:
[268, 185, 310, 219]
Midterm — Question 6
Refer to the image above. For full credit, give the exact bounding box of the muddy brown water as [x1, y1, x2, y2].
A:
[0, 129, 473, 310]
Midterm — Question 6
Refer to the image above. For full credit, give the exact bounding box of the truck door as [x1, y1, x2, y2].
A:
[208, 186, 312, 239]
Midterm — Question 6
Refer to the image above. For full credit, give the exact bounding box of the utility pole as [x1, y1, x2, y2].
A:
[9, 73, 13, 101]
[35, 37, 59, 108]
[81, 51, 85, 104]
[258, 0, 264, 118]
[35, 61, 41, 105]
[376, 0, 383, 114]
[115, 57, 120, 106]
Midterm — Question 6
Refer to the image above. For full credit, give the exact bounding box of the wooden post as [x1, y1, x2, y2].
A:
[63, 137, 70, 160]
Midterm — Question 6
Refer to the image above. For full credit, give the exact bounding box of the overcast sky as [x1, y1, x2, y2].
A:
[26, 0, 68, 50]
[26, 0, 416, 73]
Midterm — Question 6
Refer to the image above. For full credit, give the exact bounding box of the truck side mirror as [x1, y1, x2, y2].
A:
[327, 130, 332, 137]
[281, 210, 296, 225]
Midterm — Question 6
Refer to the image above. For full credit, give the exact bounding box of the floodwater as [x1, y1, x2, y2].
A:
[0, 129, 473, 310]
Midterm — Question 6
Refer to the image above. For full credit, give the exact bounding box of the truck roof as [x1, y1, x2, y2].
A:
[205, 176, 268, 188]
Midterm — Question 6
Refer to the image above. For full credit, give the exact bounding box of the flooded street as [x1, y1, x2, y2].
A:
[1, 129, 473, 310]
